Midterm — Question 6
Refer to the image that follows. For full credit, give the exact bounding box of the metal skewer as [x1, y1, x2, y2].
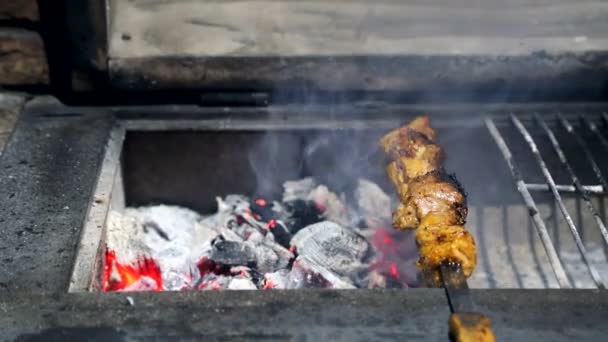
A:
[440, 262, 496, 342]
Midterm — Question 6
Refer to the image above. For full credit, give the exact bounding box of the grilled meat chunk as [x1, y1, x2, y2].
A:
[416, 215, 476, 287]
[380, 116, 477, 286]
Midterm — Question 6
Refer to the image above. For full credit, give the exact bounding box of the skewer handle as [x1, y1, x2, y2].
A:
[449, 312, 497, 342]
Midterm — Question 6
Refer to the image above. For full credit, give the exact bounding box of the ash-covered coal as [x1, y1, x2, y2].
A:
[103, 178, 418, 292]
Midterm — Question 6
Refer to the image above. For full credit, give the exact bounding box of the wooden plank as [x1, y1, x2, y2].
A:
[0, 29, 49, 85]
[0, 0, 39, 21]
[109, 0, 608, 58]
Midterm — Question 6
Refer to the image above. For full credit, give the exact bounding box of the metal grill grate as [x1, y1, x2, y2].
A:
[485, 113, 608, 289]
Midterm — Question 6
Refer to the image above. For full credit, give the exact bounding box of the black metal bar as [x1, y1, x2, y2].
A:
[535, 113, 608, 249]
[582, 115, 608, 153]
[511, 114, 604, 288]
[484, 117, 571, 288]
[558, 113, 608, 191]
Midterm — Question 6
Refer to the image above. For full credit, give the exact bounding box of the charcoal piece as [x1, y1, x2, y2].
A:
[268, 221, 292, 248]
[282, 177, 316, 202]
[228, 277, 257, 290]
[307, 185, 351, 226]
[355, 179, 392, 229]
[288, 256, 356, 289]
[210, 237, 256, 266]
[196, 274, 232, 290]
[249, 243, 282, 274]
[230, 265, 252, 277]
[268, 240, 295, 266]
[283, 200, 323, 235]
[243, 227, 265, 243]
[291, 221, 370, 276]
[216, 227, 244, 242]
[250, 198, 275, 221]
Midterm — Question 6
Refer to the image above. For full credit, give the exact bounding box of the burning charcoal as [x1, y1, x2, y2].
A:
[106, 205, 201, 291]
[263, 269, 291, 289]
[196, 273, 232, 291]
[288, 256, 356, 289]
[230, 265, 252, 277]
[355, 179, 392, 229]
[307, 185, 351, 226]
[291, 221, 370, 277]
[250, 198, 275, 221]
[281, 200, 323, 235]
[249, 200, 294, 247]
[118, 276, 160, 292]
[228, 277, 257, 290]
[368, 228, 419, 287]
[210, 237, 256, 266]
[282, 177, 317, 202]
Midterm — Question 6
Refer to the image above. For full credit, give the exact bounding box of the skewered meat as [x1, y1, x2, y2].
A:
[380, 117, 477, 286]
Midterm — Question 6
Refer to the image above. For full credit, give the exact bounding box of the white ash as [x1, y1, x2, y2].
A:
[228, 277, 258, 290]
[355, 179, 392, 229]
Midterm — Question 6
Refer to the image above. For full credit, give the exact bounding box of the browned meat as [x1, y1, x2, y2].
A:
[380, 116, 477, 286]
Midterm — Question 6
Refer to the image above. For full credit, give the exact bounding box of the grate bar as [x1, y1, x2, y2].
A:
[534, 114, 608, 249]
[526, 183, 605, 194]
[511, 114, 605, 288]
[485, 117, 571, 288]
[558, 113, 608, 191]
[582, 115, 608, 154]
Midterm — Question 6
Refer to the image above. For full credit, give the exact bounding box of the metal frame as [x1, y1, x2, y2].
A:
[485, 113, 608, 289]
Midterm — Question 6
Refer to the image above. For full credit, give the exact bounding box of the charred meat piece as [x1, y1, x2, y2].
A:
[380, 116, 477, 286]
[394, 171, 467, 230]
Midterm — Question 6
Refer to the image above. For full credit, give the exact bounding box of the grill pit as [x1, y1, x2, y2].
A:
[69, 109, 608, 292]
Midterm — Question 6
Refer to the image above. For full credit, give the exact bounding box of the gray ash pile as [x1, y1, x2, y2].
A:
[103, 178, 419, 291]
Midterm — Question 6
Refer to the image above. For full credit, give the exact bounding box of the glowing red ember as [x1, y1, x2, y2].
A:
[389, 263, 401, 280]
[103, 249, 163, 291]
[255, 198, 267, 206]
[368, 227, 418, 287]
[262, 279, 277, 289]
[267, 219, 277, 229]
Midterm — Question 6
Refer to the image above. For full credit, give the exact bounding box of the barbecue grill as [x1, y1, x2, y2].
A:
[2, 1, 608, 341]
